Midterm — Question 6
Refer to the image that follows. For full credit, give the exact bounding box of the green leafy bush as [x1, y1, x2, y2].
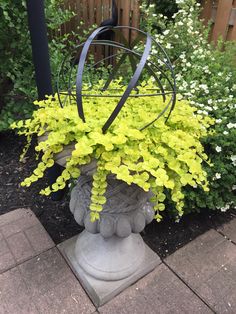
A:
[12, 80, 214, 222]
[141, 0, 178, 22]
[141, 0, 236, 213]
[0, 0, 73, 131]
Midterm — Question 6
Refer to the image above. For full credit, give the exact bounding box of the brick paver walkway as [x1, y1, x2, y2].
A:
[0, 208, 236, 313]
[0, 208, 54, 273]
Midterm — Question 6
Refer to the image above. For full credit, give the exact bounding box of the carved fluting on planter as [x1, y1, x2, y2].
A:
[70, 175, 155, 238]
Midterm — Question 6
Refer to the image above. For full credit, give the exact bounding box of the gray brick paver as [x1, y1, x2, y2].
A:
[18, 248, 73, 297]
[217, 218, 236, 244]
[0, 248, 95, 314]
[6, 231, 35, 263]
[225, 289, 236, 312]
[99, 263, 213, 314]
[0, 208, 33, 227]
[25, 223, 54, 254]
[165, 229, 236, 313]
[0, 208, 55, 272]
[1, 215, 39, 238]
[0, 238, 9, 256]
[208, 239, 236, 266]
[0, 252, 15, 274]
[180, 229, 225, 258]
[0, 267, 40, 314]
[35, 277, 95, 314]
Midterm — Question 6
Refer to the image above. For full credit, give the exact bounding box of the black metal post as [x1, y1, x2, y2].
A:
[26, 0, 53, 99]
[26, 0, 65, 200]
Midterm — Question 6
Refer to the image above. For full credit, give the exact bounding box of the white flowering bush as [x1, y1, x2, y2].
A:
[141, 0, 236, 214]
[140, 1, 178, 29]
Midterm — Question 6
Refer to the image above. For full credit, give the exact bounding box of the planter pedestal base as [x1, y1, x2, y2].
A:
[58, 231, 161, 307]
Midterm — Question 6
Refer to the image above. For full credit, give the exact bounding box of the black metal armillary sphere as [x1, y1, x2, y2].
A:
[57, 25, 177, 133]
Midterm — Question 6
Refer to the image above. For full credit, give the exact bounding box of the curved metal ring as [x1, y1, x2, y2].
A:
[57, 25, 177, 133]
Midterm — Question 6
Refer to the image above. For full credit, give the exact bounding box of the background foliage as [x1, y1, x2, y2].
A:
[141, 0, 236, 215]
[0, 0, 75, 131]
[144, 0, 178, 19]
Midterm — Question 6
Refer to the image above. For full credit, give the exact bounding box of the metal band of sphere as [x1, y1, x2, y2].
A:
[56, 26, 177, 133]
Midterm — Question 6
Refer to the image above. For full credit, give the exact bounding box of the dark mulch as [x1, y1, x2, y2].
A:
[0, 131, 235, 258]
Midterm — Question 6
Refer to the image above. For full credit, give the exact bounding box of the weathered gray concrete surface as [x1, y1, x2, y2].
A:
[0, 209, 236, 313]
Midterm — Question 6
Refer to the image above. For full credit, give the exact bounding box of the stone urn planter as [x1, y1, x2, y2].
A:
[53, 150, 161, 306]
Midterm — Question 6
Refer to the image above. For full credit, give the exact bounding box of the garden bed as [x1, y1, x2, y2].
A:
[0, 131, 235, 258]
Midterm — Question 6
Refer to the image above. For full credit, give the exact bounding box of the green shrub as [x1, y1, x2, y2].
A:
[0, 0, 74, 131]
[141, 0, 236, 214]
[141, 0, 178, 21]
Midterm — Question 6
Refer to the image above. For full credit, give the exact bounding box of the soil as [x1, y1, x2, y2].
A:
[0, 131, 235, 258]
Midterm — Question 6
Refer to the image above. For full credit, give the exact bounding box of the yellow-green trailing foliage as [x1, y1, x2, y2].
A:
[11, 80, 214, 222]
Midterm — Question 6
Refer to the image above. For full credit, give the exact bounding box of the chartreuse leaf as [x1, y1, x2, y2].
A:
[11, 79, 213, 222]
[90, 211, 100, 222]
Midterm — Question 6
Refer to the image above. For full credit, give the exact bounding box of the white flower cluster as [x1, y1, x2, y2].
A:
[217, 202, 235, 212]
[220, 204, 230, 212]
[230, 155, 236, 166]
[213, 173, 221, 180]
[227, 123, 236, 129]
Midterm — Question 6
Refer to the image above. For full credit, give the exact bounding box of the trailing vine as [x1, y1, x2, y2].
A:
[12, 79, 214, 222]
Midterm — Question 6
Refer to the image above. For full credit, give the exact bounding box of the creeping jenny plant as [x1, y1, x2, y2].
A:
[12, 80, 214, 222]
